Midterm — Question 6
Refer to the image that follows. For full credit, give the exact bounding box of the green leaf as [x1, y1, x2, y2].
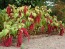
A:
[14, 13, 19, 18]
[25, 21, 31, 28]
[0, 32, 3, 38]
[2, 29, 9, 36]
[0, 29, 9, 38]
[21, 43, 25, 49]
[10, 27, 18, 36]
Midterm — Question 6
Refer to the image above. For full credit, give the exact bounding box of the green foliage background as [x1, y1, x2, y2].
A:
[0, 0, 45, 9]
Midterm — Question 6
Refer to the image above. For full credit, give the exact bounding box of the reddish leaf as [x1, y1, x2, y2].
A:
[22, 19, 26, 23]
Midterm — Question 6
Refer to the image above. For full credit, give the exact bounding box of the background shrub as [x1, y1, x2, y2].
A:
[0, 0, 45, 9]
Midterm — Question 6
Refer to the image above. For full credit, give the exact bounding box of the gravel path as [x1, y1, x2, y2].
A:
[25, 34, 65, 49]
[0, 34, 65, 49]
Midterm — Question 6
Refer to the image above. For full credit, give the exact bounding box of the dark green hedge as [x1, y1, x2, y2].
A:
[0, 0, 45, 9]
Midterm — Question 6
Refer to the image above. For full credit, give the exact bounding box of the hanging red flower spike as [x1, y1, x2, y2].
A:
[51, 26, 54, 31]
[24, 6, 28, 15]
[50, 19, 53, 24]
[47, 24, 52, 35]
[29, 13, 34, 18]
[60, 24, 63, 28]
[21, 28, 30, 42]
[1, 37, 6, 46]
[6, 5, 12, 16]
[35, 13, 41, 23]
[59, 24, 64, 36]
[17, 29, 23, 47]
[54, 26, 57, 30]
[3, 35, 13, 47]
[60, 28, 64, 36]
[29, 23, 35, 31]
[41, 26, 44, 32]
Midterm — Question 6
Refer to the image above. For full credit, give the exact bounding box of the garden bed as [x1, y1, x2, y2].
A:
[0, 4, 65, 47]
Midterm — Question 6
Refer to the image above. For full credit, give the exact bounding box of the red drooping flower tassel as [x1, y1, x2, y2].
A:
[3, 35, 13, 47]
[17, 29, 23, 47]
[6, 5, 12, 18]
[29, 13, 34, 18]
[51, 26, 54, 31]
[6, 5, 13, 19]
[51, 26, 57, 32]
[41, 26, 44, 32]
[24, 6, 28, 15]
[35, 13, 41, 23]
[60, 24, 63, 27]
[29, 23, 35, 31]
[47, 24, 52, 35]
[6, 5, 11, 15]
[0, 37, 6, 46]
[17, 28, 29, 47]
[54, 26, 57, 30]
[21, 28, 30, 42]
[60, 28, 64, 36]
